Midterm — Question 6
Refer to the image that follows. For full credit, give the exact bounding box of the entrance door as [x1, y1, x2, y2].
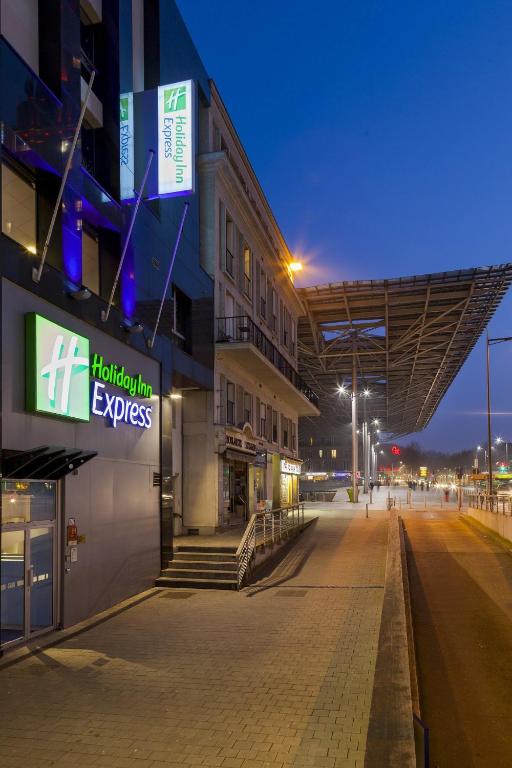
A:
[1, 481, 57, 648]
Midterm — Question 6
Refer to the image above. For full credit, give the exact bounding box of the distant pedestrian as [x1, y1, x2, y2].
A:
[369, 481, 374, 492]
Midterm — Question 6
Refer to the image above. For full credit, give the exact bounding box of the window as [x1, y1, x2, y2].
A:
[331, 449, 337, 458]
[259, 402, 267, 438]
[272, 411, 278, 443]
[226, 214, 234, 277]
[82, 229, 100, 294]
[243, 246, 252, 297]
[226, 382, 235, 425]
[282, 417, 289, 448]
[244, 392, 252, 425]
[282, 307, 290, 349]
[291, 422, 296, 452]
[259, 267, 266, 319]
[2, 163, 36, 253]
[272, 289, 278, 332]
[319, 449, 323, 458]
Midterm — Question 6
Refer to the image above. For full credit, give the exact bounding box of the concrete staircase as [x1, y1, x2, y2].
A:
[156, 544, 238, 590]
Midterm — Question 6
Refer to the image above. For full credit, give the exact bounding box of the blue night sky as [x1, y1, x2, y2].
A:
[177, 0, 512, 452]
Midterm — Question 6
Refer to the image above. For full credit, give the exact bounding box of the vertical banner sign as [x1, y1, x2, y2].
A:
[158, 80, 195, 197]
[120, 92, 135, 200]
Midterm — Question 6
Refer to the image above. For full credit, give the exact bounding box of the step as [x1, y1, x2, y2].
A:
[162, 567, 237, 581]
[156, 576, 238, 591]
[168, 559, 238, 572]
[173, 551, 237, 563]
[176, 545, 238, 554]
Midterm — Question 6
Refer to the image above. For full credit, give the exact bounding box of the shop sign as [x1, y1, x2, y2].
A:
[120, 92, 135, 200]
[280, 459, 301, 475]
[26, 313, 90, 422]
[226, 433, 256, 454]
[157, 80, 195, 197]
[91, 354, 152, 398]
[254, 451, 267, 468]
[25, 314, 153, 429]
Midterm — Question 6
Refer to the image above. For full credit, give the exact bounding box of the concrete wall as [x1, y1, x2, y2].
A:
[462, 506, 512, 543]
[182, 390, 217, 533]
[2, 279, 161, 626]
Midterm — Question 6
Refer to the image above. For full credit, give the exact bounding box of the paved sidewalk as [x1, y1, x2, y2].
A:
[0, 509, 388, 768]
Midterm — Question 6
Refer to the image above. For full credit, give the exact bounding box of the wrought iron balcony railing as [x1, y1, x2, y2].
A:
[217, 316, 319, 409]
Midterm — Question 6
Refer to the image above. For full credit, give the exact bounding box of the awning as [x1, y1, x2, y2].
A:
[2, 446, 97, 480]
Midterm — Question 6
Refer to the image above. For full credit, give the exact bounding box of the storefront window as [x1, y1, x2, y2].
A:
[1, 481, 56, 525]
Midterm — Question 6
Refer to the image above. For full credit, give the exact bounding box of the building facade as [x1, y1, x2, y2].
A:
[179, 84, 319, 535]
[0, 0, 214, 649]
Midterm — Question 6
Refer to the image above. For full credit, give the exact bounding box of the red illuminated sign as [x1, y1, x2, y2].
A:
[391, 445, 401, 456]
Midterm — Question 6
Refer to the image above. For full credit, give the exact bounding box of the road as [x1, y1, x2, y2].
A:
[403, 509, 512, 767]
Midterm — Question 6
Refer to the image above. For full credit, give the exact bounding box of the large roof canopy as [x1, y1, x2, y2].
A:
[298, 264, 512, 437]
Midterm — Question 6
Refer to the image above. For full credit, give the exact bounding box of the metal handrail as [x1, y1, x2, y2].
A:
[235, 502, 305, 588]
[463, 490, 512, 515]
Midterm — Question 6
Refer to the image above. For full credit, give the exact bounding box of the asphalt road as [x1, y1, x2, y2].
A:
[403, 510, 512, 767]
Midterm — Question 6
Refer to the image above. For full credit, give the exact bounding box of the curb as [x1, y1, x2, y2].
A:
[364, 511, 416, 768]
[0, 588, 160, 670]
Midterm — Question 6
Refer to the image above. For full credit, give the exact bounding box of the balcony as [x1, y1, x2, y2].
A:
[216, 316, 319, 416]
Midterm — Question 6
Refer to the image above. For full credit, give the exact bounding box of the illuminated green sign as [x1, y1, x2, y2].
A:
[25, 315, 154, 429]
[91, 354, 152, 398]
[25, 313, 90, 422]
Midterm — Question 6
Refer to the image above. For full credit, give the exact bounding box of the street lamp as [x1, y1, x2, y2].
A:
[486, 334, 512, 496]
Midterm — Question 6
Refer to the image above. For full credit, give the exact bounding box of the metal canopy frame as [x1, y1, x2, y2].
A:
[298, 264, 512, 437]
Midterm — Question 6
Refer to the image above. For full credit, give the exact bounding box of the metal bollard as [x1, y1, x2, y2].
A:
[366, 503, 369, 518]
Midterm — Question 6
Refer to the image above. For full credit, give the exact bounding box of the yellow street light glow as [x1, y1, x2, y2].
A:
[289, 261, 303, 272]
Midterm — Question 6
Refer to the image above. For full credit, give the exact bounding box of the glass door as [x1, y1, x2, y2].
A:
[1, 481, 57, 648]
[0, 530, 25, 646]
[29, 527, 54, 634]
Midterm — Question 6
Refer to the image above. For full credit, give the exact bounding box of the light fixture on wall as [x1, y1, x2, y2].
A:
[69, 285, 92, 301]
[122, 319, 144, 334]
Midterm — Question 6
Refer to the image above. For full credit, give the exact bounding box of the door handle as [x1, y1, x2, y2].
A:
[27, 566, 34, 588]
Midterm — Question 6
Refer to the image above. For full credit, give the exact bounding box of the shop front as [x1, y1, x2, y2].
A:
[280, 457, 302, 506]
[0, 281, 161, 648]
[220, 427, 257, 526]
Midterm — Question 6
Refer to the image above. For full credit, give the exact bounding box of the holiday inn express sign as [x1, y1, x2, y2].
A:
[158, 79, 194, 197]
[25, 314, 153, 429]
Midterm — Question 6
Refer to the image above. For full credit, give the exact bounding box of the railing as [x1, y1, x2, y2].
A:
[464, 490, 512, 515]
[217, 316, 319, 409]
[236, 503, 305, 588]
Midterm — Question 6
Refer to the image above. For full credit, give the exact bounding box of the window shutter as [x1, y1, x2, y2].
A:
[256, 396, 261, 436]
[219, 201, 225, 269]
[255, 262, 260, 312]
[219, 374, 226, 424]
[266, 404, 272, 442]
[238, 238, 245, 292]
[236, 385, 244, 426]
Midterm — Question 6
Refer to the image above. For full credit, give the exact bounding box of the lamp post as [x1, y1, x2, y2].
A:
[486, 334, 512, 497]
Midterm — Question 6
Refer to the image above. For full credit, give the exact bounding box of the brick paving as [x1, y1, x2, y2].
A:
[0, 508, 388, 768]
